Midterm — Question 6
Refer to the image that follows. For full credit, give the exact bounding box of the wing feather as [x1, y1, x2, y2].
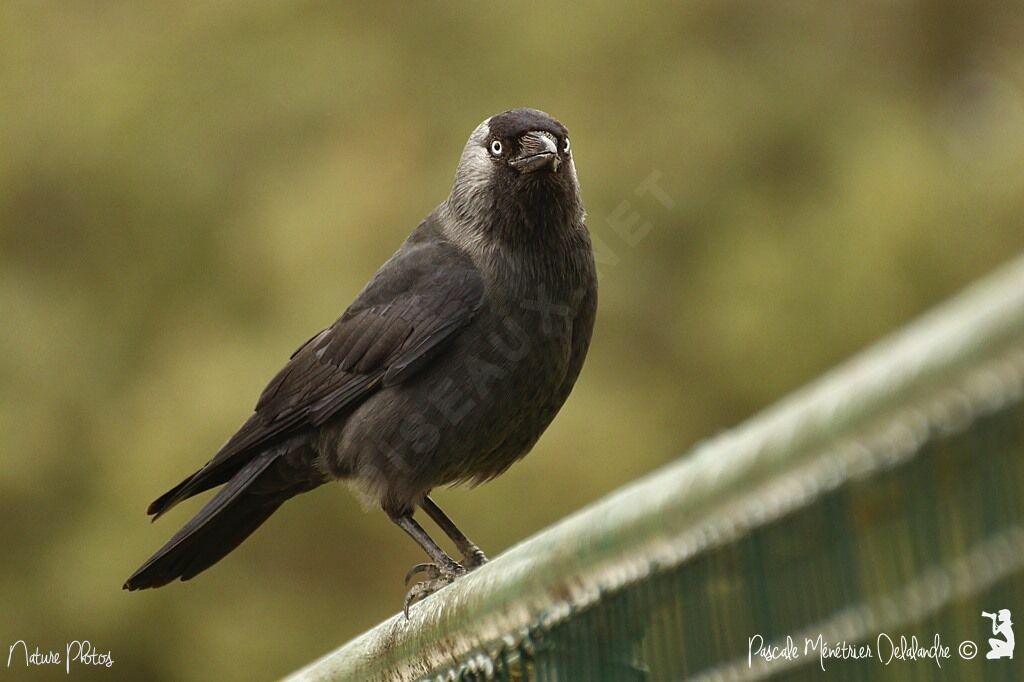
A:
[148, 226, 483, 518]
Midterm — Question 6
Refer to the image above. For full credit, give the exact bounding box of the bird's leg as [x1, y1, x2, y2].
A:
[389, 511, 465, 616]
[421, 495, 488, 570]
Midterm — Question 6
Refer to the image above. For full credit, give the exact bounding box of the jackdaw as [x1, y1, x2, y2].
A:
[124, 108, 598, 609]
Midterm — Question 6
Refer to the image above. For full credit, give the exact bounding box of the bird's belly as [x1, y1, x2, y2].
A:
[325, 310, 574, 506]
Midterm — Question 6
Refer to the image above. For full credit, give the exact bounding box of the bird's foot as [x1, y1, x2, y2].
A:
[461, 546, 488, 570]
[404, 562, 444, 585]
[401, 547, 490, 618]
[403, 548, 487, 585]
[403, 560, 465, 618]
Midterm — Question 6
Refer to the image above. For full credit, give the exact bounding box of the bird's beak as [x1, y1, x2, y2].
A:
[510, 131, 561, 173]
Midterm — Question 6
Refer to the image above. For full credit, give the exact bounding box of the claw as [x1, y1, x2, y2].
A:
[404, 562, 441, 586]
[402, 561, 466, 618]
[404, 578, 451, 617]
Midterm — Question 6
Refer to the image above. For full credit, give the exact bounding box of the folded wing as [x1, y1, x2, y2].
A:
[148, 233, 484, 518]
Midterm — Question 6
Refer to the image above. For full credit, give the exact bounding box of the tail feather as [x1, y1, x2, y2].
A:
[127, 498, 284, 589]
[146, 467, 235, 520]
[146, 413, 273, 519]
[125, 452, 309, 590]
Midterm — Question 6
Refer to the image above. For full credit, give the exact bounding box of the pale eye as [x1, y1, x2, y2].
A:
[490, 140, 503, 156]
[563, 138, 571, 153]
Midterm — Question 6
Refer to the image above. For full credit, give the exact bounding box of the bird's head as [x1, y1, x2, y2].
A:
[445, 108, 584, 244]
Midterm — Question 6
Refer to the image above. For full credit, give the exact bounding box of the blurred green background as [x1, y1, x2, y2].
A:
[2, 1, 1024, 680]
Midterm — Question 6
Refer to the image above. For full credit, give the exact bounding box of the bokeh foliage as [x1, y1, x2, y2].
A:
[2, 1, 1024, 680]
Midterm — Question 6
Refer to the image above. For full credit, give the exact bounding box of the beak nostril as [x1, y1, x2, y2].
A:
[519, 131, 558, 157]
[511, 131, 561, 173]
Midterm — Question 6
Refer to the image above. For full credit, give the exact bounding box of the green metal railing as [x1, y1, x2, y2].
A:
[286, 256, 1024, 682]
